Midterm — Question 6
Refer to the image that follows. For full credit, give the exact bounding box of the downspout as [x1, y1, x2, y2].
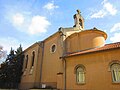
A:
[63, 57, 66, 90]
[39, 41, 44, 87]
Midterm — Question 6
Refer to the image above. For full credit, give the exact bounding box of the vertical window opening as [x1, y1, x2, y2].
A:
[110, 63, 120, 83]
[75, 65, 85, 84]
[25, 55, 28, 69]
[31, 51, 35, 67]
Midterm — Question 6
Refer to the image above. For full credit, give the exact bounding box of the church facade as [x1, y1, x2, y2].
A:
[20, 10, 120, 90]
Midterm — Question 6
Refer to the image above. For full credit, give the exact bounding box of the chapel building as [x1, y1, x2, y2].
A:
[20, 10, 120, 90]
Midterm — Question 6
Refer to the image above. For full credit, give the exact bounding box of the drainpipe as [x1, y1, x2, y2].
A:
[63, 57, 66, 90]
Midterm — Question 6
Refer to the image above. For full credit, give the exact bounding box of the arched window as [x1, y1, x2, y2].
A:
[25, 55, 28, 69]
[75, 65, 85, 84]
[110, 63, 120, 83]
[31, 51, 35, 67]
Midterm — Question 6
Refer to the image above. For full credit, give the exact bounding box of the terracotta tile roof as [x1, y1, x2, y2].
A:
[63, 42, 120, 57]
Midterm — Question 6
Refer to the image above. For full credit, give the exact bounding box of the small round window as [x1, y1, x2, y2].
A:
[51, 44, 56, 53]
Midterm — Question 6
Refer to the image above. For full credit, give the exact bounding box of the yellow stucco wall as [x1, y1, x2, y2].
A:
[66, 30, 107, 52]
[65, 49, 120, 90]
[19, 27, 120, 90]
[20, 43, 40, 89]
[19, 28, 82, 89]
[41, 33, 63, 88]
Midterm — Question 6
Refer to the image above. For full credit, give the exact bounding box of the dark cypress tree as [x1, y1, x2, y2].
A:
[0, 45, 24, 89]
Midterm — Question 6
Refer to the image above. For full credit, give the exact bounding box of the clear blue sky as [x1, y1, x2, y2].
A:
[0, 0, 120, 63]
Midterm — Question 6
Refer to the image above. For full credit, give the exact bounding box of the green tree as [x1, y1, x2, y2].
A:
[0, 45, 24, 89]
[15, 44, 22, 56]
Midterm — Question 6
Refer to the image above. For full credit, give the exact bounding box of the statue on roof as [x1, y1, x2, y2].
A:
[77, 9, 81, 14]
[73, 9, 84, 30]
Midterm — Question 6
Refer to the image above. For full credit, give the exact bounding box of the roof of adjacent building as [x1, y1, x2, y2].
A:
[63, 42, 120, 58]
